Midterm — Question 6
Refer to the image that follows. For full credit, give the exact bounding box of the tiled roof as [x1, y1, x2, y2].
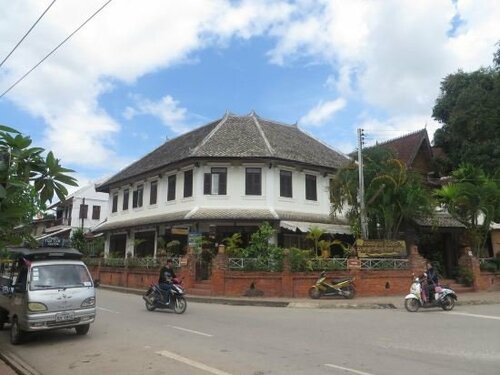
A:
[186, 208, 277, 220]
[413, 212, 465, 228]
[275, 210, 348, 225]
[97, 113, 351, 192]
[93, 210, 191, 232]
[369, 129, 432, 166]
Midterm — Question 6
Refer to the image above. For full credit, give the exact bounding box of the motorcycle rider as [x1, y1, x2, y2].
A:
[158, 258, 176, 303]
[424, 261, 439, 302]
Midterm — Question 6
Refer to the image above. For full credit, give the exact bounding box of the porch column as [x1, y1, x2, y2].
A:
[126, 231, 135, 257]
[104, 232, 111, 257]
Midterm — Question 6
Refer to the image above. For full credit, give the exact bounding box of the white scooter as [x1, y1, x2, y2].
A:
[404, 275, 457, 312]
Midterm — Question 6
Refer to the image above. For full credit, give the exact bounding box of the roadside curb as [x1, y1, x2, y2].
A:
[0, 351, 41, 375]
[99, 285, 397, 309]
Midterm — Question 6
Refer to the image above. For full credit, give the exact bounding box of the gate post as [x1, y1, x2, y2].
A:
[211, 245, 227, 296]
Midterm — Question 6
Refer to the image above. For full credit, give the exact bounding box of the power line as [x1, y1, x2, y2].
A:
[0, 0, 57, 69]
[0, 0, 113, 99]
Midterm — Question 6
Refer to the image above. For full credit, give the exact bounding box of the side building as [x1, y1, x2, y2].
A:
[94, 112, 352, 259]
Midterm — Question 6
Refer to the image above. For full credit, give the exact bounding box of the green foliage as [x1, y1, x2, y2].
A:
[166, 240, 181, 255]
[242, 222, 275, 258]
[70, 228, 87, 254]
[434, 164, 500, 256]
[330, 147, 434, 239]
[432, 45, 500, 174]
[223, 232, 243, 257]
[306, 226, 325, 256]
[0, 125, 77, 250]
[480, 262, 497, 273]
[289, 247, 314, 272]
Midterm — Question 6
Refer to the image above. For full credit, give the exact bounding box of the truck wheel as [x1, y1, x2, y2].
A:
[10, 317, 26, 345]
[75, 324, 90, 335]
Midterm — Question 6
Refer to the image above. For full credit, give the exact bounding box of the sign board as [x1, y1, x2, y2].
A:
[356, 239, 406, 258]
[171, 226, 189, 235]
[39, 237, 71, 248]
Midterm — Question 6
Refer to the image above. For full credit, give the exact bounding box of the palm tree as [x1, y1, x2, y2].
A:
[306, 226, 325, 256]
[331, 148, 434, 240]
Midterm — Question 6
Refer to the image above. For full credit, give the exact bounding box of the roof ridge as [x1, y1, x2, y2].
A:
[191, 113, 229, 155]
[251, 113, 275, 156]
[374, 128, 427, 147]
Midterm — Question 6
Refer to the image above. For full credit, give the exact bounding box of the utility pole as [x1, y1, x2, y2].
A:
[357, 128, 369, 239]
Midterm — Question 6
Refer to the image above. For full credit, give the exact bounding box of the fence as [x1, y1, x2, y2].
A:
[83, 257, 181, 269]
[360, 258, 409, 270]
[227, 258, 283, 272]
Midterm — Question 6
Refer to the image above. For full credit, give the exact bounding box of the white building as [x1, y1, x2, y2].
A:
[95, 112, 352, 258]
[41, 183, 109, 241]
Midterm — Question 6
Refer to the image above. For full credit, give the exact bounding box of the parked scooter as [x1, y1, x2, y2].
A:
[309, 271, 355, 299]
[404, 275, 457, 312]
[143, 278, 187, 314]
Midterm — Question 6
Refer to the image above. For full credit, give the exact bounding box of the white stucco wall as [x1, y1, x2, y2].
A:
[105, 162, 335, 223]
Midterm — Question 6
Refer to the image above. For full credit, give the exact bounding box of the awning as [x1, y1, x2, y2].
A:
[35, 227, 71, 240]
[280, 220, 351, 234]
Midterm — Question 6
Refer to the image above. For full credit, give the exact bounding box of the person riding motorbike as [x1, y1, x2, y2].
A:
[158, 259, 176, 303]
[422, 261, 439, 303]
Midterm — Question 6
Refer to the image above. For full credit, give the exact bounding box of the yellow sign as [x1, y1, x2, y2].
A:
[356, 239, 406, 258]
[171, 227, 189, 235]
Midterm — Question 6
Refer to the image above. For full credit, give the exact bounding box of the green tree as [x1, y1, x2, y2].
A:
[0, 125, 77, 249]
[434, 164, 500, 256]
[432, 44, 500, 174]
[330, 148, 434, 240]
[306, 226, 325, 256]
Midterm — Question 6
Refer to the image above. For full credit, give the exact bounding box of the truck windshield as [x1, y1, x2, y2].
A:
[30, 264, 92, 290]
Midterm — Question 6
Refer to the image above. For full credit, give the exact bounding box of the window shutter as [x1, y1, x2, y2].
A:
[204, 173, 211, 195]
[219, 172, 227, 195]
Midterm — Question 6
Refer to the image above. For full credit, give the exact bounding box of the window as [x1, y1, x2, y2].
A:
[150, 180, 158, 205]
[79, 204, 88, 219]
[123, 189, 129, 210]
[245, 168, 262, 195]
[183, 170, 193, 198]
[132, 184, 144, 208]
[92, 205, 101, 220]
[305, 174, 317, 201]
[204, 167, 227, 195]
[280, 170, 293, 198]
[112, 194, 118, 213]
[167, 175, 176, 201]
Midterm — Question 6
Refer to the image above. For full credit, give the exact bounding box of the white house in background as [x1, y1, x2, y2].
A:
[38, 183, 109, 241]
[94, 112, 353, 259]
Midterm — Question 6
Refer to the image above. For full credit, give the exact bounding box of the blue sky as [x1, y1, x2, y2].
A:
[1, 0, 499, 190]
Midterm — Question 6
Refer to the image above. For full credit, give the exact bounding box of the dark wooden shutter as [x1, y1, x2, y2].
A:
[204, 173, 211, 195]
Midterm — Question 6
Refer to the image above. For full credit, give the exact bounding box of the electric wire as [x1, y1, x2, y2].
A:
[0, 0, 113, 99]
[0, 0, 57, 69]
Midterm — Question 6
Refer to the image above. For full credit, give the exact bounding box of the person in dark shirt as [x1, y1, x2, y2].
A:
[425, 261, 439, 302]
[158, 259, 176, 303]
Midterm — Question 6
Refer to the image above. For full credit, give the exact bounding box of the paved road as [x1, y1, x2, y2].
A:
[1, 289, 499, 375]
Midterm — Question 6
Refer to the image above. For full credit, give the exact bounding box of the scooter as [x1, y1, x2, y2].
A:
[404, 275, 457, 312]
[143, 278, 187, 314]
[308, 271, 355, 299]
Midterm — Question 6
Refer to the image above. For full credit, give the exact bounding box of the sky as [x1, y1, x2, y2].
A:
[1, 0, 499, 190]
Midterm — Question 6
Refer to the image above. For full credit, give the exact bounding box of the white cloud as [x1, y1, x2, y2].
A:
[0, 0, 291, 170]
[299, 98, 346, 127]
[124, 95, 190, 134]
[1, 0, 499, 175]
[270, 0, 500, 118]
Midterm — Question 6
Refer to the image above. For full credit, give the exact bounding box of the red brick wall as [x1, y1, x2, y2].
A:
[90, 265, 499, 297]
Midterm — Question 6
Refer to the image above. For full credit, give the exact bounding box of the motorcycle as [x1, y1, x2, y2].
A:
[143, 278, 187, 314]
[308, 271, 355, 299]
[404, 275, 457, 312]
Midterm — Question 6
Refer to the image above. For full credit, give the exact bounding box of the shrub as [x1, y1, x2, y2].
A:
[480, 262, 498, 273]
[457, 267, 474, 286]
